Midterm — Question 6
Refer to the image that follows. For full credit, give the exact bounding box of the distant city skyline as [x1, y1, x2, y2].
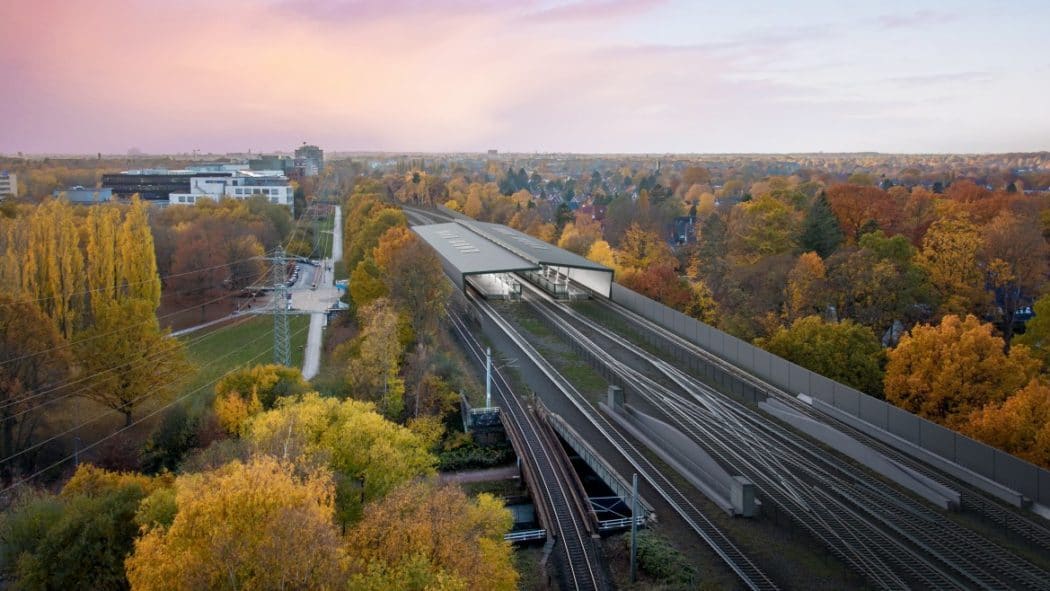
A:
[2, 0, 1048, 154]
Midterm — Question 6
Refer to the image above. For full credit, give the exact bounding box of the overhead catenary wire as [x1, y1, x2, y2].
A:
[0, 265, 273, 369]
[0, 315, 306, 470]
[0, 321, 311, 495]
[0, 253, 268, 309]
[0, 310, 262, 419]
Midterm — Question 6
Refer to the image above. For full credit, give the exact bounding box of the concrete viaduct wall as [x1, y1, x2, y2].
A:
[608, 283, 1050, 508]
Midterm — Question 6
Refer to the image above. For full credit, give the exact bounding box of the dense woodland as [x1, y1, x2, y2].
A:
[353, 156, 1050, 469]
[0, 181, 517, 589]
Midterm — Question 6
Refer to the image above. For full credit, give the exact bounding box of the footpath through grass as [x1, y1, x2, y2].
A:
[178, 315, 310, 413]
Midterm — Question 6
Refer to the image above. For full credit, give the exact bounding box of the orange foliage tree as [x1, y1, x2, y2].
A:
[884, 315, 1040, 428]
[964, 379, 1050, 468]
[825, 184, 902, 243]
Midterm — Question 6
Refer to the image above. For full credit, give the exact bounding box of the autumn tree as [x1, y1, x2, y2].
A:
[826, 231, 931, 335]
[783, 252, 827, 322]
[372, 227, 451, 344]
[348, 257, 388, 309]
[0, 296, 71, 484]
[761, 316, 885, 397]
[347, 481, 517, 591]
[213, 364, 309, 435]
[1015, 292, 1050, 366]
[617, 224, 677, 271]
[963, 379, 1050, 468]
[684, 280, 718, 325]
[125, 456, 345, 590]
[19, 199, 84, 338]
[119, 198, 162, 308]
[884, 315, 1040, 427]
[825, 184, 901, 243]
[348, 298, 405, 418]
[726, 195, 800, 265]
[586, 240, 617, 271]
[981, 211, 1048, 344]
[0, 465, 169, 590]
[166, 219, 226, 298]
[556, 213, 603, 256]
[74, 299, 191, 426]
[224, 235, 265, 291]
[246, 394, 436, 526]
[85, 205, 122, 319]
[916, 214, 987, 316]
[619, 265, 692, 310]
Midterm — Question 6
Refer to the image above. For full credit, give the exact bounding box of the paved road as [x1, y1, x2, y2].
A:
[301, 312, 324, 379]
[300, 205, 343, 379]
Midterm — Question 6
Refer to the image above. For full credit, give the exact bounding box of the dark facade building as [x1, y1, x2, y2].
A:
[293, 144, 324, 177]
[248, 155, 294, 174]
[101, 171, 232, 200]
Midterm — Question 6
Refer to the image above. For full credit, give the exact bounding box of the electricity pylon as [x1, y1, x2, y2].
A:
[266, 246, 291, 366]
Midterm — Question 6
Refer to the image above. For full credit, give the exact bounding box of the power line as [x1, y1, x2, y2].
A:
[0, 254, 266, 309]
[0, 311, 261, 418]
[0, 314, 296, 469]
[0, 266, 271, 368]
[1, 321, 311, 495]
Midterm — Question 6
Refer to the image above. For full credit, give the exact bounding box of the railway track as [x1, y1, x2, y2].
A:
[465, 292, 780, 590]
[588, 292, 1050, 552]
[446, 308, 604, 591]
[519, 282, 1050, 590]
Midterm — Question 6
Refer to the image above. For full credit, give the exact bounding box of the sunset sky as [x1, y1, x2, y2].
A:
[2, 0, 1048, 154]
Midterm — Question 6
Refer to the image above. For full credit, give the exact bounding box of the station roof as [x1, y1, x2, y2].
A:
[412, 223, 538, 276]
[465, 220, 612, 272]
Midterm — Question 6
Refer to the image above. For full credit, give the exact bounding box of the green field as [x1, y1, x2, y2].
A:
[312, 216, 335, 258]
[177, 314, 310, 412]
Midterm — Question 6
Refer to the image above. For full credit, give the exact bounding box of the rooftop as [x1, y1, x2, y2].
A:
[466, 220, 611, 272]
[411, 223, 537, 276]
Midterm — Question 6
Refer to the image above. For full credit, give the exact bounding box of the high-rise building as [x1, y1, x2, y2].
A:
[293, 144, 324, 177]
[0, 172, 17, 198]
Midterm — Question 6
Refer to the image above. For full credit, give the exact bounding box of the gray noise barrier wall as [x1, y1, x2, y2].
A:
[608, 283, 1050, 508]
[602, 402, 737, 516]
[760, 399, 961, 510]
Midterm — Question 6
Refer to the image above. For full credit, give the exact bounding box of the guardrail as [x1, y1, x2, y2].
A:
[505, 529, 547, 543]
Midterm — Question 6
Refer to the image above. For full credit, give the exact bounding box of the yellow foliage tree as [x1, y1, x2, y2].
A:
[347, 481, 517, 591]
[214, 390, 262, 436]
[348, 298, 404, 417]
[885, 315, 1040, 427]
[120, 197, 161, 309]
[783, 252, 827, 322]
[916, 215, 986, 316]
[246, 393, 436, 525]
[586, 240, 617, 272]
[963, 379, 1050, 468]
[125, 456, 346, 590]
[74, 298, 190, 426]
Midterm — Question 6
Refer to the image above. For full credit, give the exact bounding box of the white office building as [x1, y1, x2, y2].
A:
[169, 170, 294, 212]
[0, 172, 17, 198]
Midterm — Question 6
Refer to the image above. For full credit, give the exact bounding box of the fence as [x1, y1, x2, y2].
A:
[608, 283, 1050, 507]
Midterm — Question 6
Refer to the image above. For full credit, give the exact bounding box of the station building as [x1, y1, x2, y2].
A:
[413, 220, 613, 299]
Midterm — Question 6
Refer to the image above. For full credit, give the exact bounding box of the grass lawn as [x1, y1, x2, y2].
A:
[177, 314, 310, 413]
[333, 260, 348, 281]
[312, 216, 335, 258]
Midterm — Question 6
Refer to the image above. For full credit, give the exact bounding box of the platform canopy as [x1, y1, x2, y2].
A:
[412, 222, 538, 291]
[413, 219, 614, 298]
[464, 221, 614, 297]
